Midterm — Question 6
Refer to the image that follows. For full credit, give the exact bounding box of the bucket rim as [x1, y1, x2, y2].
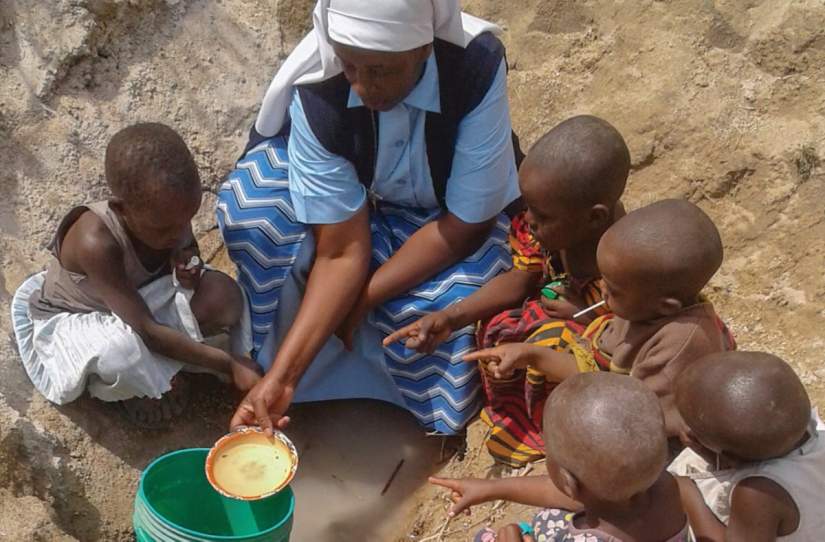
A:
[137, 447, 295, 541]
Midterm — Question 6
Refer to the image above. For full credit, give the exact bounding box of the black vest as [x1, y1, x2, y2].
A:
[245, 33, 524, 208]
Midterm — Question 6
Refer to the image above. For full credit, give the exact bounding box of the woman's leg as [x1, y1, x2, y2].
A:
[216, 136, 308, 359]
[372, 207, 513, 435]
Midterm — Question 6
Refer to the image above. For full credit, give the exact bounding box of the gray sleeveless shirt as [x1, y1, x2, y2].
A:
[29, 201, 165, 318]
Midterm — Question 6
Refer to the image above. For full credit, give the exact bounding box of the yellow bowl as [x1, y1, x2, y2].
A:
[205, 426, 298, 500]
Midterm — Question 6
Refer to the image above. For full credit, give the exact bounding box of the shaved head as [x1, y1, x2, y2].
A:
[544, 372, 668, 502]
[676, 351, 811, 461]
[522, 115, 630, 208]
[600, 199, 723, 302]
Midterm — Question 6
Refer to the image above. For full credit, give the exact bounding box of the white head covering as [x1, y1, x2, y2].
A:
[255, 0, 501, 137]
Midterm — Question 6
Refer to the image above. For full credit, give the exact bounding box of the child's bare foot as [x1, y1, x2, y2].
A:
[120, 376, 190, 430]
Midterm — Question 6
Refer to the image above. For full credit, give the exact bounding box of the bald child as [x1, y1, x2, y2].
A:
[385, 116, 630, 465]
[466, 199, 735, 437]
[432, 372, 689, 541]
[670, 351, 825, 541]
[385, 114, 629, 353]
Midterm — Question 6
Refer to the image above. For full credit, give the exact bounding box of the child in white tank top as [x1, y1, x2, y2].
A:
[669, 351, 825, 540]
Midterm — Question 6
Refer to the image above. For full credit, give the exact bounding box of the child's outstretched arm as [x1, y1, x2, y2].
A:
[383, 268, 541, 353]
[429, 475, 582, 516]
[463, 343, 578, 382]
[64, 219, 258, 387]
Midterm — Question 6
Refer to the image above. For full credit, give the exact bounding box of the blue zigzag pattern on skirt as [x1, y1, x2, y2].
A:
[216, 136, 513, 433]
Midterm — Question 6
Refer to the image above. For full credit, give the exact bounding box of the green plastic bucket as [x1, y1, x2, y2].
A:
[133, 448, 293, 542]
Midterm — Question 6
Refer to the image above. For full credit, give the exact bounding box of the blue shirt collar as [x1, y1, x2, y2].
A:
[347, 52, 441, 113]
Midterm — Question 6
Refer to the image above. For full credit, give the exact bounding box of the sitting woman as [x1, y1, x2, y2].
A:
[219, 0, 521, 435]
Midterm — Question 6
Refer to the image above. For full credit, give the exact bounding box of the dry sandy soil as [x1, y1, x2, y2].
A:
[1, 0, 823, 540]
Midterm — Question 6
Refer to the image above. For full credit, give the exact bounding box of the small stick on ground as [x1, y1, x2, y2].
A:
[417, 515, 452, 542]
[380, 458, 405, 496]
[474, 425, 493, 461]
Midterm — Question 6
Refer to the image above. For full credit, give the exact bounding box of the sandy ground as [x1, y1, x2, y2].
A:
[1, 0, 824, 540]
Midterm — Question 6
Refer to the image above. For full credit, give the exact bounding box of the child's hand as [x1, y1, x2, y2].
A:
[172, 248, 203, 290]
[383, 311, 454, 354]
[540, 284, 588, 321]
[497, 524, 535, 542]
[429, 476, 494, 516]
[463, 343, 540, 379]
[230, 355, 263, 392]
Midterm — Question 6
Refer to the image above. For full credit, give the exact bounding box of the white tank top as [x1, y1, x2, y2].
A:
[669, 412, 825, 540]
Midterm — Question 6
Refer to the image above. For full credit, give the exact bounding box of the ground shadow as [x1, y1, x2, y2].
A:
[3, 331, 454, 540]
[54, 373, 239, 471]
[286, 399, 450, 541]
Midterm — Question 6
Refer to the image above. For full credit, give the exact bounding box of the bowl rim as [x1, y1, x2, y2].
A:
[137, 447, 295, 540]
[205, 427, 299, 501]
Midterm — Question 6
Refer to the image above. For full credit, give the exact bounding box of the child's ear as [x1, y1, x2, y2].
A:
[657, 296, 683, 316]
[588, 204, 611, 229]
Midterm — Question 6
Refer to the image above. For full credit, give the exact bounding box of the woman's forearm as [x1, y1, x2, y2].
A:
[365, 212, 496, 308]
[267, 208, 372, 384]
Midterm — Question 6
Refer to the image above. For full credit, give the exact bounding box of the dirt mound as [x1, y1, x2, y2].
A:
[1, 0, 823, 539]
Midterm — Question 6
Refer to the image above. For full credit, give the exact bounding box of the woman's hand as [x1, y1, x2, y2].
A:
[383, 310, 454, 354]
[336, 293, 371, 351]
[230, 374, 294, 434]
[429, 476, 495, 516]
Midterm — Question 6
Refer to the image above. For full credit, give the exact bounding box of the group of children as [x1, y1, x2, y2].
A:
[386, 116, 824, 540]
[9, 117, 824, 540]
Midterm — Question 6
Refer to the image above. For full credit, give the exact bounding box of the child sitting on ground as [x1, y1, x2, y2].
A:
[10, 123, 261, 427]
[385, 115, 630, 465]
[465, 199, 735, 440]
[431, 372, 690, 541]
[670, 351, 825, 540]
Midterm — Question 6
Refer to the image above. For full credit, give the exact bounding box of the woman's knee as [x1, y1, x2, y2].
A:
[191, 271, 244, 335]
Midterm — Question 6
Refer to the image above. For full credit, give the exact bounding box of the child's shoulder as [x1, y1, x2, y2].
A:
[657, 301, 733, 351]
[59, 205, 126, 274]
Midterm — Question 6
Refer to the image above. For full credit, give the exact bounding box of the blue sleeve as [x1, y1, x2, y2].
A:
[444, 59, 520, 223]
[286, 89, 367, 224]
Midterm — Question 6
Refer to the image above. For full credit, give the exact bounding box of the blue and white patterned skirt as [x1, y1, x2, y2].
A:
[216, 136, 511, 434]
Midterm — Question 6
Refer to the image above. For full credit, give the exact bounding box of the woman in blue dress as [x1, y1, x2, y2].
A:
[220, 0, 520, 435]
